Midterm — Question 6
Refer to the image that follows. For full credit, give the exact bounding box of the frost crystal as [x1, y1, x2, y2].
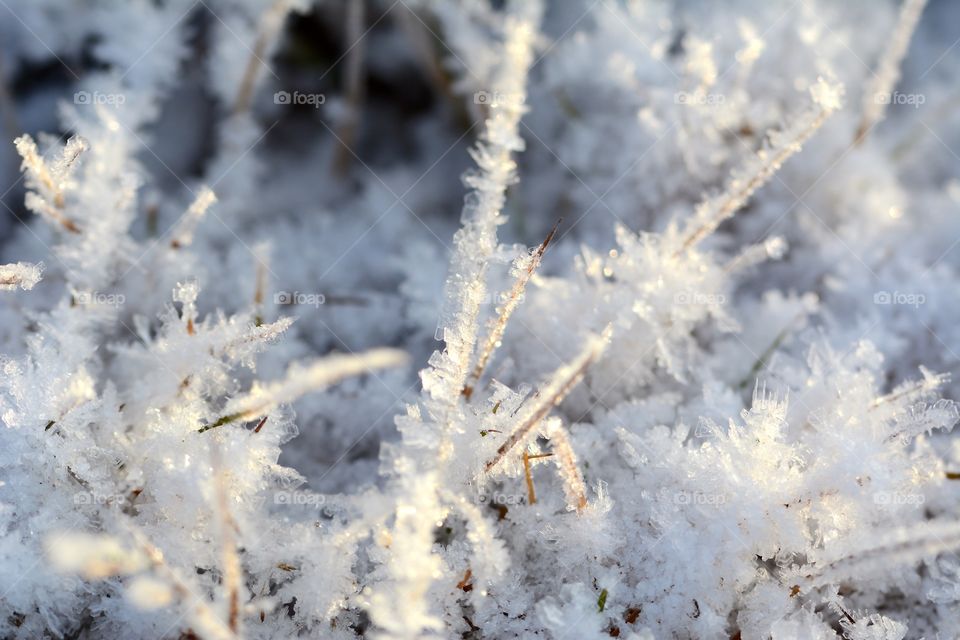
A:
[0, 262, 42, 290]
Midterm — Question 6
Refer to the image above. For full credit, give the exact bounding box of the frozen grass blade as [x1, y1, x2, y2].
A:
[211, 448, 243, 635]
[463, 220, 560, 400]
[332, 0, 367, 175]
[233, 0, 291, 114]
[795, 520, 960, 592]
[675, 79, 842, 256]
[433, 4, 541, 411]
[484, 327, 610, 472]
[200, 348, 408, 432]
[855, 0, 927, 143]
[170, 187, 217, 250]
[546, 423, 588, 513]
[15, 134, 87, 233]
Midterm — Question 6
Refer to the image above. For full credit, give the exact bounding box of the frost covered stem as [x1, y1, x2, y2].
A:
[797, 520, 960, 591]
[855, 0, 927, 144]
[15, 134, 88, 233]
[675, 80, 842, 256]
[723, 236, 786, 274]
[170, 187, 217, 249]
[546, 425, 588, 513]
[211, 450, 243, 634]
[546, 420, 587, 513]
[199, 348, 408, 432]
[522, 451, 537, 504]
[233, 0, 290, 113]
[484, 328, 610, 472]
[736, 310, 806, 389]
[870, 370, 948, 410]
[435, 3, 541, 408]
[332, 0, 367, 176]
[128, 526, 239, 640]
[463, 219, 560, 400]
[395, 4, 470, 131]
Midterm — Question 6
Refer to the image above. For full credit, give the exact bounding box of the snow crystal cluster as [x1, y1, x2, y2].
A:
[1, 0, 960, 638]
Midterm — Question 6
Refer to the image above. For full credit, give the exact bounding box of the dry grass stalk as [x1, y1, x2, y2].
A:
[522, 451, 536, 505]
[546, 424, 588, 513]
[333, 0, 367, 175]
[870, 369, 948, 410]
[170, 187, 217, 250]
[211, 449, 243, 634]
[854, 0, 927, 144]
[15, 135, 87, 233]
[463, 220, 560, 400]
[125, 524, 238, 640]
[723, 236, 786, 274]
[200, 348, 408, 432]
[484, 327, 610, 472]
[675, 81, 841, 256]
[395, 4, 472, 131]
[795, 520, 960, 592]
[253, 255, 268, 327]
[233, 0, 290, 114]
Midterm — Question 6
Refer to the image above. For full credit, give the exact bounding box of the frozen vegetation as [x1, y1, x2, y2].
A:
[1, 0, 960, 638]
